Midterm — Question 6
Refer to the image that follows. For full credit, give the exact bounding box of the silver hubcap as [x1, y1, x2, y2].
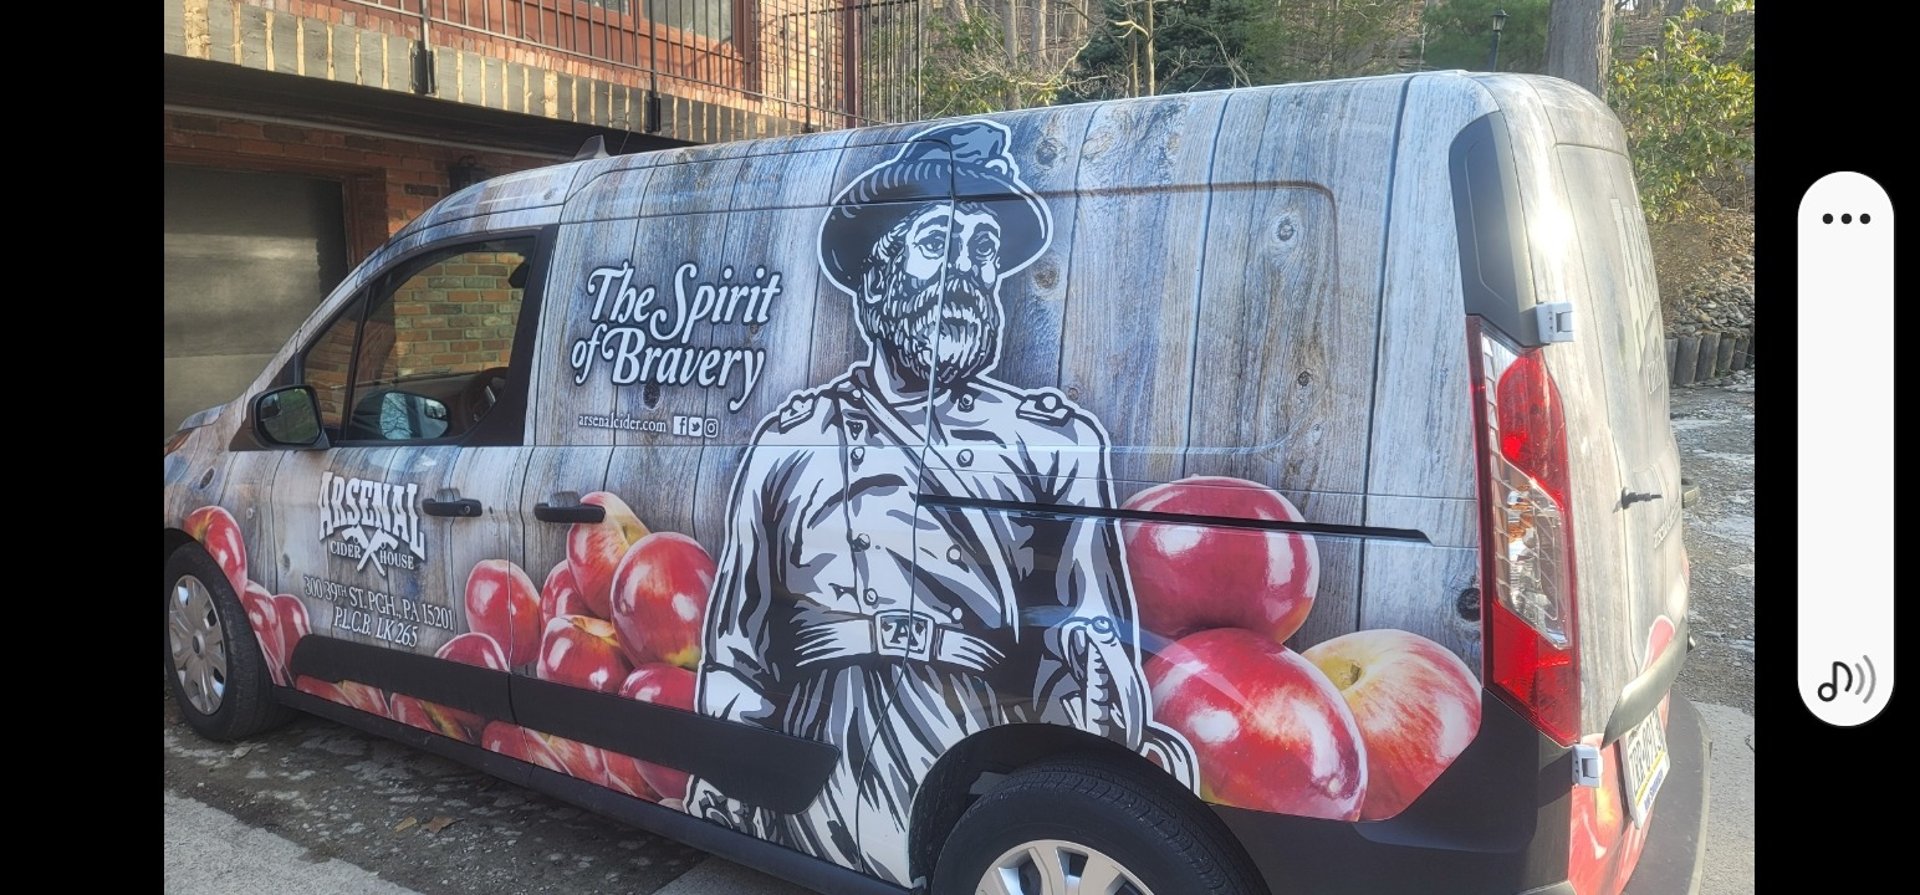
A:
[977, 840, 1154, 895]
[169, 575, 228, 715]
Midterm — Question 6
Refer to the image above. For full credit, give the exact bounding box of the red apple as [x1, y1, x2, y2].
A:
[481, 722, 566, 774]
[390, 695, 483, 744]
[604, 760, 658, 801]
[567, 492, 649, 618]
[532, 731, 609, 786]
[1646, 615, 1677, 729]
[465, 559, 541, 664]
[1302, 629, 1482, 820]
[537, 615, 632, 692]
[185, 505, 248, 595]
[295, 675, 343, 702]
[1121, 477, 1319, 645]
[541, 561, 590, 626]
[1146, 628, 1365, 820]
[609, 533, 714, 669]
[435, 632, 509, 671]
[241, 585, 287, 686]
[297, 676, 388, 717]
[1568, 732, 1627, 895]
[336, 681, 390, 717]
[605, 664, 697, 802]
[1566, 617, 1679, 895]
[271, 594, 311, 667]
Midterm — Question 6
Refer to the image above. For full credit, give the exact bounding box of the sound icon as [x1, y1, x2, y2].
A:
[1817, 655, 1877, 703]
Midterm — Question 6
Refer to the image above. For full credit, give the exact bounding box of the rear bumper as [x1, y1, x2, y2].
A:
[1619, 697, 1711, 895]
[1212, 695, 1713, 895]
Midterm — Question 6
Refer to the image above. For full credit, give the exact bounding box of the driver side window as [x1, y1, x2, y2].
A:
[300, 237, 535, 444]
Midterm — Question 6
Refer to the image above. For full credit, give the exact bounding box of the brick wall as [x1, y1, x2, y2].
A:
[389, 252, 523, 375]
[163, 109, 558, 263]
[200, 0, 856, 130]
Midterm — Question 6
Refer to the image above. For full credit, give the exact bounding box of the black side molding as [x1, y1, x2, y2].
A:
[288, 637, 839, 814]
[279, 688, 905, 895]
[922, 494, 1430, 544]
[1450, 111, 1542, 347]
[507, 675, 838, 814]
[1602, 616, 1691, 746]
[291, 635, 515, 720]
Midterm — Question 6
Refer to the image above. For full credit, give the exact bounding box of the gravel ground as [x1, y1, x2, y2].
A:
[163, 694, 718, 895]
[1667, 372, 1757, 714]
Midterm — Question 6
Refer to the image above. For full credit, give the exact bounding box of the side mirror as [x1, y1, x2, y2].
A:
[254, 386, 329, 449]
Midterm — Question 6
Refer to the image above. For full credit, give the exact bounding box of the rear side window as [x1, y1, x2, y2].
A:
[294, 238, 536, 444]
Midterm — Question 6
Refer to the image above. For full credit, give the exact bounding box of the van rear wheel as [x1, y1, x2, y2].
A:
[932, 754, 1263, 895]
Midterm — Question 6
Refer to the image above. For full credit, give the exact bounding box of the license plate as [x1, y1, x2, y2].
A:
[1619, 710, 1670, 828]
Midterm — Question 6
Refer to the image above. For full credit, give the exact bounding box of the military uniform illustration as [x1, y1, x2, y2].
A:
[685, 120, 1197, 885]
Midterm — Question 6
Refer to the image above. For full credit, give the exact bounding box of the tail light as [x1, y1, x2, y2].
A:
[1469, 318, 1580, 745]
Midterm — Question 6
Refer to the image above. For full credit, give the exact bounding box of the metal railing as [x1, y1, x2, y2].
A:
[331, 0, 925, 131]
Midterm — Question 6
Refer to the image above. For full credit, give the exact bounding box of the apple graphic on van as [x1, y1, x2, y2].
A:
[390, 695, 483, 744]
[535, 731, 610, 786]
[1646, 615, 1677, 728]
[610, 532, 715, 669]
[1302, 629, 1482, 820]
[1146, 628, 1366, 821]
[294, 675, 342, 702]
[241, 585, 288, 686]
[465, 559, 541, 664]
[241, 586, 312, 687]
[537, 614, 633, 692]
[436, 631, 510, 670]
[273, 593, 311, 654]
[338, 681, 391, 717]
[566, 492, 650, 618]
[1567, 732, 1626, 895]
[481, 721, 567, 773]
[1121, 477, 1319, 645]
[185, 505, 249, 595]
[541, 561, 591, 626]
[604, 664, 698, 803]
[297, 676, 390, 718]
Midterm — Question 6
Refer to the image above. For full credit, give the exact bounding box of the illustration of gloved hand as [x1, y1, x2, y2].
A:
[1139, 721, 1201, 793]
[1059, 615, 1146, 749]
[686, 776, 770, 838]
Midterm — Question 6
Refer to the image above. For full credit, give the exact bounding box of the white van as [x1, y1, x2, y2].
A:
[163, 71, 1705, 895]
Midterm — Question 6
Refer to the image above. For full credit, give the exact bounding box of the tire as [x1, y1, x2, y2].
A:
[164, 545, 291, 740]
[932, 753, 1266, 895]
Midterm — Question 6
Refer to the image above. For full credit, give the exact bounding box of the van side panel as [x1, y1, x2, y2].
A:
[1363, 76, 1501, 662]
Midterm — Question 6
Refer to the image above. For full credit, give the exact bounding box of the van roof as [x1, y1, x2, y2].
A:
[395, 71, 1620, 245]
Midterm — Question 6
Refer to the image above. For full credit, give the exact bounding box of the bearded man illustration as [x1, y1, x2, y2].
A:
[684, 120, 1197, 884]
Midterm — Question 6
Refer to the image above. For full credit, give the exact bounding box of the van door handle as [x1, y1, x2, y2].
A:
[421, 498, 482, 518]
[1619, 490, 1663, 509]
[534, 502, 605, 524]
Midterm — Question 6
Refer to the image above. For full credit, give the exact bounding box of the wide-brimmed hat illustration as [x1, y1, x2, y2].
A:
[819, 120, 1054, 295]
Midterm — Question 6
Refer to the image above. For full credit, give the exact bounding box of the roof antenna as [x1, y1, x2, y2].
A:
[572, 135, 610, 161]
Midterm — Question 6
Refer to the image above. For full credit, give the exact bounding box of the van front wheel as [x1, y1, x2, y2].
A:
[931, 755, 1263, 895]
[164, 546, 290, 741]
